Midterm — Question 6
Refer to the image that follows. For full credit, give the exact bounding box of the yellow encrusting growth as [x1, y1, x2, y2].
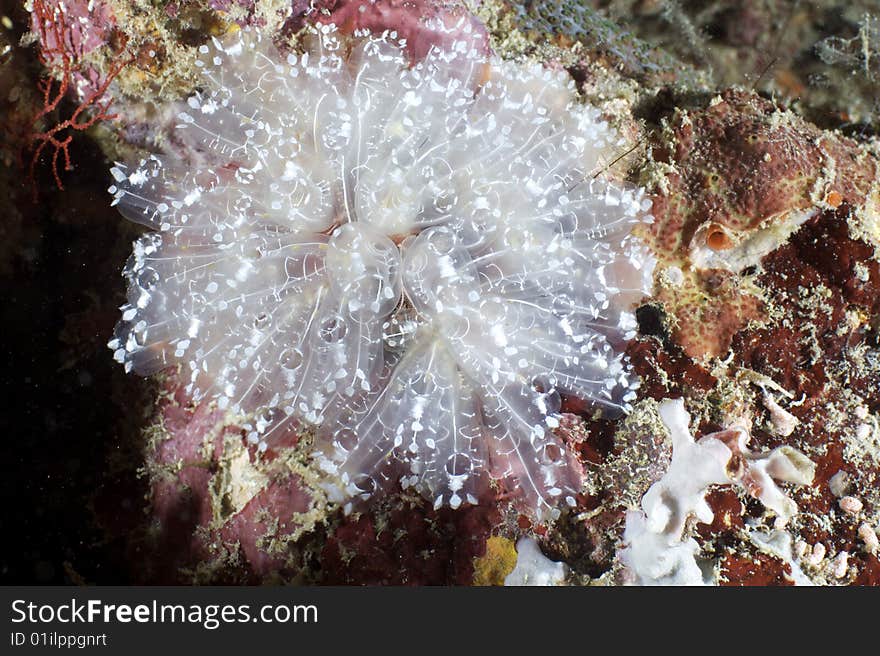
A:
[472, 535, 518, 586]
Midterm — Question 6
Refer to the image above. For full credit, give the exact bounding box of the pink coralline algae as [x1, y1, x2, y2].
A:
[107, 20, 654, 523]
[29, 0, 116, 64]
[138, 374, 320, 583]
[283, 0, 490, 60]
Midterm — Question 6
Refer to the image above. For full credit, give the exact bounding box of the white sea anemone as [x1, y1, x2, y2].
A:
[107, 22, 654, 520]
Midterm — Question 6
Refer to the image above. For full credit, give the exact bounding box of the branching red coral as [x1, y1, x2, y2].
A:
[26, 0, 127, 197]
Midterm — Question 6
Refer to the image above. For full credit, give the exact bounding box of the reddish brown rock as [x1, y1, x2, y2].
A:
[319, 499, 503, 585]
[695, 486, 745, 539]
[720, 551, 795, 586]
[641, 89, 879, 359]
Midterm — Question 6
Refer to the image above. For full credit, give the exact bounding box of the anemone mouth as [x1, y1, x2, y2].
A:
[107, 22, 655, 521]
